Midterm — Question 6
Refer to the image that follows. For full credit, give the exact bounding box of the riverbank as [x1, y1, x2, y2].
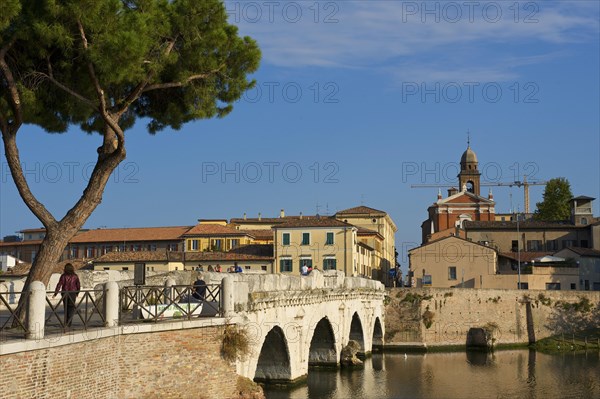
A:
[383, 287, 600, 349]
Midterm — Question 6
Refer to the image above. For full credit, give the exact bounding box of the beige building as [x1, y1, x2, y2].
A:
[409, 235, 579, 290]
[93, 244, 273, 272]
[335, 206, 398, 281]
[554, 247, 600, 291]
[273, 218, 358, 276]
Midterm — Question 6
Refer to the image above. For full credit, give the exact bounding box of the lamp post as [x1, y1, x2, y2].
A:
[516, 210, 521, 290]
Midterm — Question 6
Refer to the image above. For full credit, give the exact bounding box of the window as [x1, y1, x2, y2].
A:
[122, 267, 129, 271]
[86, 246, 95, 258]
[300, 258, 312, 269]
[245, 265, 251, 270]
[132, 244, 142, 252]
[448, 266, 457, 280]
[562, 240, 577, 249]
[546, 283, 561, 290]
[282, 233, 290, 246]
[584, 280, 590, 290]
[570, 283, 576, 290]
[301, 233, 310, 245]
[527, 240, 542, 251]
[581, 217, 588, 225]
[546, 240, 558, 251]
[511, 240, 519, 252]
[189, 240, 199, 251]
[323, 258, 337, 270]
[280, 258, 292, 272]
[326, 232, 334, 245]
[168, 243, 178, 252]
[519, 282, 529, 289]
[230, 239, 239, 249]
[211, 239, 222, 251]
[261, 265, 267, 271]
[147, 244, 157, 251]
[103, 267, 110, 271]
[70, 247, 79, 259]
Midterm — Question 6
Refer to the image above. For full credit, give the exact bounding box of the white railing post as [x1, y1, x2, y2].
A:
[221, 276, 234, 317]
[26, 281, 46, 340]
[104, 281, 119, 327]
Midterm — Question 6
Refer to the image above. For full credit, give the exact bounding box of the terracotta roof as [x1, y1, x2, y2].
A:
[69, 226, 191, 243]
[183, 224, 251, 237]
[336, 206, 386, 216]
[10, 259, 90, 275]
[184, 252, 272, 262]
[409, 235, 496, 253]
[229, 215, 320, 224]
[19, 228, 46, 233]
[464, 220, 582, 230]
[0, 240, 43, 247]
[557, 247, 600, 257]
[273, 218, 354, 229]
[240, 229, 274, 240]
[356, 227, 384, 240]
[94, 250, 184, 263]
[499, 252, 554, 263]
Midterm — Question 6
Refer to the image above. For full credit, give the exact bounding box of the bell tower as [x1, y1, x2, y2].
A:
[458, 135, 481, 195]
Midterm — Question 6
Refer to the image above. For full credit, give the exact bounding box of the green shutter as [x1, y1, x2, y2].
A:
[283, 233, 290, 246]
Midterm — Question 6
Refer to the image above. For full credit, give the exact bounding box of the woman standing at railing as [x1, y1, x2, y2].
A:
[52, 263, 80, 327]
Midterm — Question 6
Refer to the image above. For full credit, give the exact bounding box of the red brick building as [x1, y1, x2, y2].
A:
[421, 144, 495, 243]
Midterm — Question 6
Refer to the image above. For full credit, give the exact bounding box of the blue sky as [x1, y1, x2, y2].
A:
[0, 1, 598, 268]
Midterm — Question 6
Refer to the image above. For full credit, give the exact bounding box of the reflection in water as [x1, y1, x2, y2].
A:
[263, 350, 600, 399]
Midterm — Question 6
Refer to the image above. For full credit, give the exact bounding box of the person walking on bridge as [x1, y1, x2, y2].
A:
[53, 263, 81, 327]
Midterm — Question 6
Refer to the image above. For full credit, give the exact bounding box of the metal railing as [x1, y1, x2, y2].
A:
[120, 284, 222, 324]
[0, 290, 29, 339]
[45, 289, 106, 332]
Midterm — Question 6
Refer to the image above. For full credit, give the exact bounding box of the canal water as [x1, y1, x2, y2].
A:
[263, 350, 600, 399]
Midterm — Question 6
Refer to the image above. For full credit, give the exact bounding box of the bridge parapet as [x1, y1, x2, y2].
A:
[226, 270, 384, 313]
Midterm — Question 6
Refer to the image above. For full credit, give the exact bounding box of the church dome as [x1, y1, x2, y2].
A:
[460, 146, 478, 165]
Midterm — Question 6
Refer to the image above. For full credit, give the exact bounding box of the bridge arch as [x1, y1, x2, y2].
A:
[308, 317, 337, 367]
[349, 312, 365, 353]
[254, 326, 292, 383]
[372, 317, 383, 349]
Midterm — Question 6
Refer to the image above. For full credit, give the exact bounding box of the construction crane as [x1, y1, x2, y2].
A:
[411, 175, 547, 214]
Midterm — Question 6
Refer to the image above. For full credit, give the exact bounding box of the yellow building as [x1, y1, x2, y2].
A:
[183, 221, 254, 252]
[273, 218, 358, 276]
[335, 206, 398, 281]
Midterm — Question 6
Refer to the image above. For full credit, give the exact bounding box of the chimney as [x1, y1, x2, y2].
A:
[488, 189, 494, 200]
[258, 212, 262, 221]
[280, 209, 285, 218]
[299, 212, 303, 220]
[437, 189, 442, 201]
[243, 212, 247, 220]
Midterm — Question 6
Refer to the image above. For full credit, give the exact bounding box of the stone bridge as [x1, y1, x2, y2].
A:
[1, 270, 385, 391]
[218, 270, 386, 383]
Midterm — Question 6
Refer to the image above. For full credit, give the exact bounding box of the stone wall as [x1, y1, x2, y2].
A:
[0, 324, 250, 399]
[385, 288, 600, 347]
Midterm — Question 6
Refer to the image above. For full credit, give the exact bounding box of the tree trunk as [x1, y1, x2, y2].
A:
[10, 128, 126, 325]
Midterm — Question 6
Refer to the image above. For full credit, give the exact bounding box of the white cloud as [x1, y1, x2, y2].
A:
[229, 1, 599, 81]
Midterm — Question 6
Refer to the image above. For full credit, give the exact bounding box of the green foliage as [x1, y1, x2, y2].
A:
[401, 292, 433, 304]
[555, 297, 593, 313]
[537, 293, 552, 306]
[422, 308, 435, 329]
[533, 178, 573, 221]
[221, 324, 250, 362]
[2, 0, 261, 134]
